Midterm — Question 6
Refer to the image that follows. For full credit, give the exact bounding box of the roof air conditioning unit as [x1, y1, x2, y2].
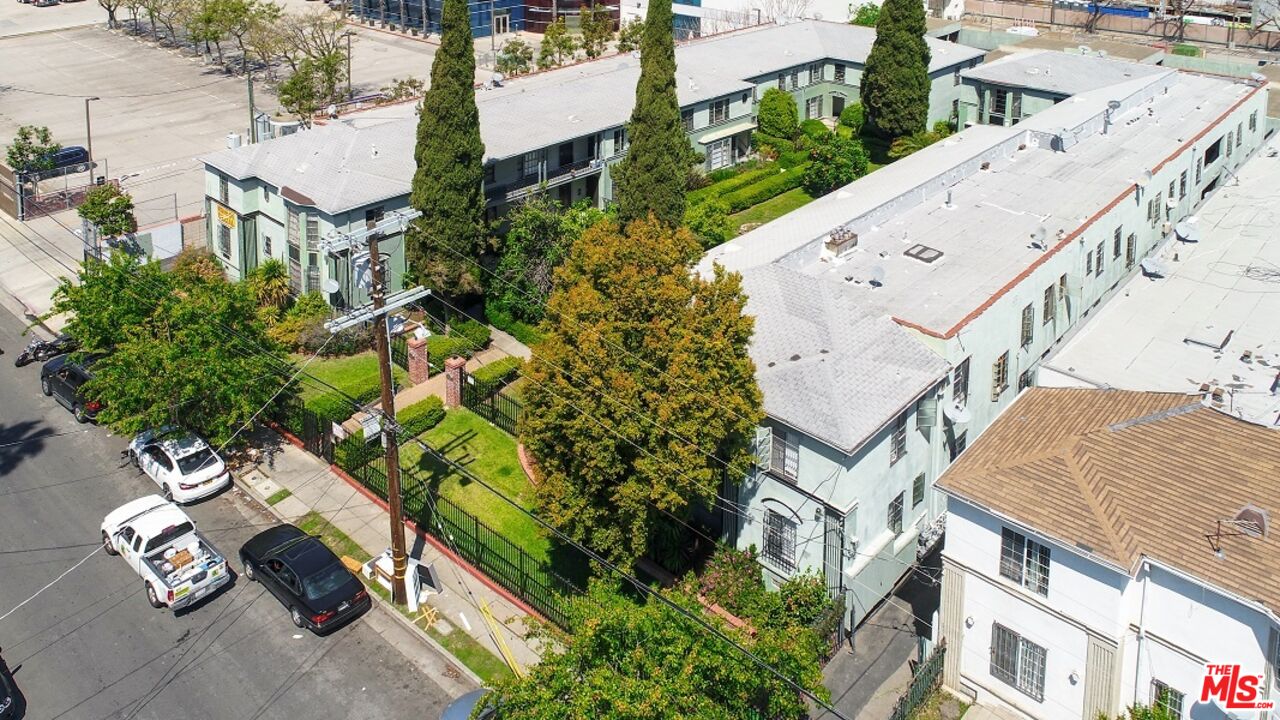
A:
[825, 227, 858, 257]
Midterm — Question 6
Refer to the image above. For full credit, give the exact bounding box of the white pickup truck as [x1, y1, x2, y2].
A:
[101, 495, 231, 610]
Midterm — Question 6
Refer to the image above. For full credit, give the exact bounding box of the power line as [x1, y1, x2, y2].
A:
[0, 77, 241, 100]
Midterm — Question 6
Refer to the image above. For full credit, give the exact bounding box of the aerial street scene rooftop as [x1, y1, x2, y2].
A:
[0, 0, 1278, 716]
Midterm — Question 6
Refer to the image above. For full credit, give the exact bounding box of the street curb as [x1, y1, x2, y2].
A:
[235, 465, 486, 689]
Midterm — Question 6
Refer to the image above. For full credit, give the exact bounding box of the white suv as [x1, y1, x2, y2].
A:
[128, 427, 232, 504]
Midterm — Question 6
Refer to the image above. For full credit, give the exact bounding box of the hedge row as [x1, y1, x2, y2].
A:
[305, 392, 361, 427]
[471, 356, 523, 386]
[720, 163, 810, 213]
[427, 335, 474, 373]
[398, 395, 445, 438]
[689, 165, 782, 205]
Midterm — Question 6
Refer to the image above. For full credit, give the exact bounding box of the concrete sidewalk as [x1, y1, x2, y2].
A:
[236, 425, 546, 677]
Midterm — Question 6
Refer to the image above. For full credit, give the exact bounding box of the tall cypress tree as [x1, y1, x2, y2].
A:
[408, 0, 486, 296]
[859, 0, 931, 139]
[613, 0, 689, 229]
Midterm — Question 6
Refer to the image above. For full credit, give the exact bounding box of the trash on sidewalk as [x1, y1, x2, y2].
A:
[364, 548, 443, 613]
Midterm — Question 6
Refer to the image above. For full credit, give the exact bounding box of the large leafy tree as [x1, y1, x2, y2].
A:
[521, 218, 761, 565]
[407, 0, 486, 297]
[486, 196, 607, 326]
[859, 0, 930, 139]
[756, 88, 799, 141]
[802, 134, 869, 196]
[612, 0, 690, 229]
[6, 126, 60, 174]
[50, 252, 289, 446]
[488, 580, 827, 719]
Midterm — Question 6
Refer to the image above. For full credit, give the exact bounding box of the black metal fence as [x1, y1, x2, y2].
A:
[461, 370, 523, 435]
[270, 395, 335, 463]
[889, 642, 947, 720]
[390, 335, 408, 372]
[813, 594, 847, 667]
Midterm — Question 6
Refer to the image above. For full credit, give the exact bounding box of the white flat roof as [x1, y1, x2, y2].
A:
[700, 70, 1259, 337]
[960, 49, 1165, 96]
[1041, 138, 1280, 428]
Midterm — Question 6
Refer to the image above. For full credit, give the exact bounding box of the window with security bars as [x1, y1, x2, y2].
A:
[1250, 111, 1258, 133]
[1113, 226, 1122, 258]
[1095, 242, 1104, 277]
[1227, 131, 1234, 156]
[991, 623, 1047, 702]
[777, 72, 785, 90]
[305, 215, 319, 252]
[263, 235, 273, 257]
[1019, 304, 1034, 347]
[889, 413, 907, 465]
[709, 99, 730, 125]
[217, 224, 231, 258]
[790, 70, 800, 90]
[1195, 156, 1203, 183]
[888, 493, 904, 535]
[808, 63, 822, 84]
[306, 264, 320, 293]
[912, 473, 925, 508]
[953, 357, 970, 406]
[769, 426, 799, 482]
[1179, 170, 1187, 198]
[1151, 680, 1185, 718]
[1017, 368, 1033, 392]
[1000, 527, 1050, 595]
[991, 352, 1009, 401]
[763, 510, 796, 573]
[1042, 285, 1055, 326]
[1086, 250, 1093, 276]
[218, 175, 229, 204]
[522, 151, 540, 178]
[1126, 233, 1137, 269]
[1147, 192, 1163, 226]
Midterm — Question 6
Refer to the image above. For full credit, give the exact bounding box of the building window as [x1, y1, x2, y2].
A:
[365, 206, 385, 229]
[1017, 368, 1033, 392]
[991, 352, 1009, 401]
[763, 509, 796, 573]
[991, 623, 1048, 702]
[483, 162, 495, 184]
[890, 412, 907, 465]
[789, 70, 800, 90]
[989, 89, 1009, 125]
[777, 72, 785, 90]
[1179, 170, 1187, 198]
[218, 175, 229, 204]
[1113, 226, 1122, 258]
[612, 128, 627, 154]
[1147, 191, 1163, 226]
[954, 67, 961, 86]
[769, 426, 799, 482]
[1085, 249, 1093, 276]
[888, 493, 904, 535]
[1058, 273, 1068, 304]
[1168, 179, 1176, 200]
[1151, 681, 1185, 718]
[953, 357, 970, 406]
[1042, 285, 1055, 325]
[999, 527, 1050, 595]
[1249, 110, 1258, 132]
[808, 62, 822, 84]
[1019, 304, 1034, 347]
[1126, 233, 1137, 269]
[1236, 122, 1242, 147]
[263, 235, 272, 257]
[1010, 93, 1023, 124]
[949, 431, 967, 461]
[834, 63, 846, 83]
[709, 98, 730, 125]
[1226, 131, 1234, 157]
[1205, 138, 1222, 165]
[1095, 242, 1104, 277]
[1195, 156, 1203, 183]
[217, 223, 231, 258]
[805, 96, 823, 120]
[306, 264, 320, 293]
[522, 151, 540, 178]
[912, 473, 926, 508]
[305, 215, 319, 252]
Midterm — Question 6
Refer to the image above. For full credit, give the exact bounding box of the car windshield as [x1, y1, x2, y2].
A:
[145, 522, 196, 554]
[302, 563, 351, 600]
[176, 448, 217, 475]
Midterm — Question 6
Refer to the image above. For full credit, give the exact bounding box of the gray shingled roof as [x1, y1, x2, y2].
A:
[202, 20, 984, 215]
[741, 265, 949, 452]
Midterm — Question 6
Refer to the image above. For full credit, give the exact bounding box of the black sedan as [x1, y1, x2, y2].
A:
[239, 524, 370, 634]
[0, 646, 20, 720]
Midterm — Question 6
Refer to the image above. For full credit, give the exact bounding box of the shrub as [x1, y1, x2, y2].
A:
[485, 303, 545, 347]
[684, 199, 734, 248]
[751, 131, 795, 157]
[888, 130, 943, 160]
[799, 119, 831, 143]
[839, 102, 865, 134]
[1171, 43, 1201, 57]
[689, 165, 780, 204]
[689, 546, 778, 621]
[471, 355, 523, 385]
[267, 292, 331, 350]
[757, 88, 800, 140]
[802, 135, 869, 196]
[777, 149, 810, 169]
[933, 119, 955, 137]
[334, 430, 379, 473]
[305, 391, 358, 426]
[427, 334, 473, 372]
[850, 2, 880, 26]
[397, 395, 445, 438]
[774, 572, 832, 629]
[449, 317, 492, 351]
[297, 322, 372, 357]
[718, 164, 808, 213]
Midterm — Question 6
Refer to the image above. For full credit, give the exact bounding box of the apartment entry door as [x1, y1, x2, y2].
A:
[831, 94, 846, 118]
[493, 10, 509, 34]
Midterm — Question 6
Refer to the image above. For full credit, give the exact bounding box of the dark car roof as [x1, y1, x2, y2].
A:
[242, 523, 308, 560]
[42, 353, 97, 375]
[441, 690, 493, 720]
[280, 537, 340, 575]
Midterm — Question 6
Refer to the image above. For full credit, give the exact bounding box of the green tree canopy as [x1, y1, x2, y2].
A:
[613, 0, 691, 228]
[537, 18, 577, 69]
[486, 195, 607, 326]
[802, 134, 869, 196]
[683, 199, 733, 248]
[757, 88, 799, 140]
[521, 218, 761, 565]
[6, 125, 60, 174]
[495, 38, 534, 76]
[578, 2, 614, 59]
[77, 184, 137, 238]
[50, 252, 290, 446]
[408, 0, 487, 297]
[850, 2, 880, 26]
[859, 0, 930, 139]
[615, 17, 644, 53]
[488, 579, 828, 719]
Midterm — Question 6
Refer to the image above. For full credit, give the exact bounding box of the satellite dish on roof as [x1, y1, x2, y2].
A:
[321, 278, 341, 294]
[1107, 100, 1121, 111]
[868, 266, 885, 287]
[943, 400, 972, 425]
[1175, 220, 1201, 242]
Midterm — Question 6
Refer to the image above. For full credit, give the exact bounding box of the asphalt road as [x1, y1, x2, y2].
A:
[0, 311, 459, 720]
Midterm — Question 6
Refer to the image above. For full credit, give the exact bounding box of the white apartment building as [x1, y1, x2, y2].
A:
[937, 387, 1280, 720]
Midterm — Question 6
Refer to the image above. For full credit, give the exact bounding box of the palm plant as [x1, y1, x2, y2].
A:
[248, 258, 292, 310]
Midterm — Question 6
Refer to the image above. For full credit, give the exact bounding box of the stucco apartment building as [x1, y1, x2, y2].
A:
[199, 20, 983, 307]
[936, 387, 1280, 720]
[697, 56, 1268, 628]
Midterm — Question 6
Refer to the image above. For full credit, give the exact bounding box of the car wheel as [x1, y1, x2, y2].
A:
[242, 557, 256, 581]
[162, 485, 174, 502]
[146, 583, 164, 609]
[41, 377, 52, 396]
[73, 404, 89, 423]
[129, 449, 138, 467]
[290, 607, 306, 628]
[102, 531, 118, 556]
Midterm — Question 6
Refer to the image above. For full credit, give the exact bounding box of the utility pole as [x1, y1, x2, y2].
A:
[247, 74, 257, 144]
[84, 97, 100, 176]
[368, 233, 409, 605]
[344, 31, 355, 100]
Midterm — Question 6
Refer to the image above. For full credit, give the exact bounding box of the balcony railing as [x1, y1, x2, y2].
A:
[485, 157, 606, 203]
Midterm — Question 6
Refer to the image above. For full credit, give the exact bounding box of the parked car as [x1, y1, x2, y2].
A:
[40, 354, 101, 423]
[32, 0, 59, 7]
[19, 145, 89, 176]
[128, 427, 231, 504]
[441, 689, 496, 720]
[101, 495, 232, 610]
[240, 524, 370, 634]
[0, 646, 17, 720]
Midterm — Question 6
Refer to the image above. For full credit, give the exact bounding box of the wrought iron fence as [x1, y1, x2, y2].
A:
[390, 335, 408, 371]
[461, 370, 523, 435]
[889, 641, 947, 720]
[270, 395, 335, 464]
[813, 594, 847, 667]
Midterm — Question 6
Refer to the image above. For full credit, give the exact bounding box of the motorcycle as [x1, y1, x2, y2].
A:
[13, 334, 78, 368]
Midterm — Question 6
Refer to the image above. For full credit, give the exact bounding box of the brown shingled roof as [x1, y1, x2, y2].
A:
[938, 387, 1280, 613]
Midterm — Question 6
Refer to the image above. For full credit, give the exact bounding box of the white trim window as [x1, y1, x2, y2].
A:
[768, 426, 799, 482]
[999, 527, 1050, 596]
[887, 492, 904, 535]
[1151, 680, 1185, 718]
[763, 509, 797, 573]
[889, 412, 907, 465]
[991, 623, 1047, 702]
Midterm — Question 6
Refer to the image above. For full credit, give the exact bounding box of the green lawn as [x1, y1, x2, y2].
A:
[728, 187, 815, 236]
[398, 409, 549, 561]
[297, 511, 372, 564]
[265, 488, 292, 506]
[292, 351, 407, 401]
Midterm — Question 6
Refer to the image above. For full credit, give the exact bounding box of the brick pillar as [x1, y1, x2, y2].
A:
[407, 337, 429, 384]
[444, 356, 467, 408]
